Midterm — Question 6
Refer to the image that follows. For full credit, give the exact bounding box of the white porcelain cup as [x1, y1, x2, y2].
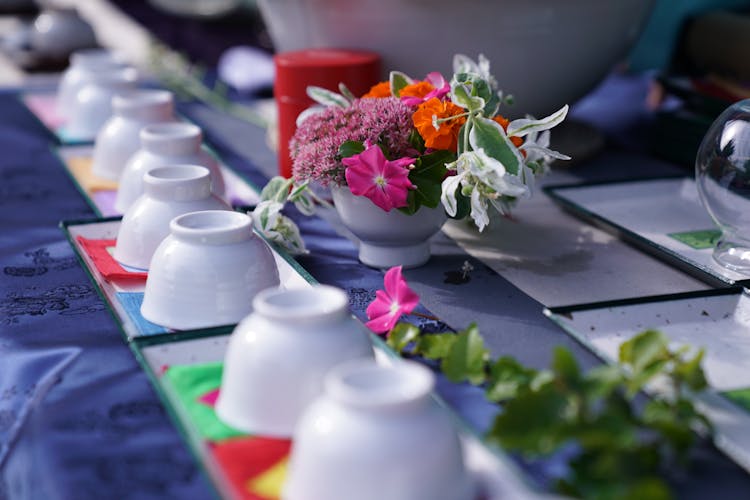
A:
[283, 360, 475, 500]
[115, 122, 226, 213]
[140, 210, 279, 330]
[57, 48, 126, 119]
[66, 67, 138, 139]
[113, 165, 232, 270]
[215, 285, 374, 437]
[91, 90, 176, 181]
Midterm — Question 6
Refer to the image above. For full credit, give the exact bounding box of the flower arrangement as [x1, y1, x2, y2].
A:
[289, 54, 570, 231]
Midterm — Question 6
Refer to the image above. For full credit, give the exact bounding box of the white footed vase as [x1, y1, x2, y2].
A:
[140, 210, 279, 330]
[113, 165, 232, 270]
[216, 285, 374, 437]
[283, 360, 475, 500]
[331, 186, 446, 269]
[115, 122, 226, 213]
[91, 89, 176, 181]
[57, 48, 126, 119]
[66, 66, 138, 139]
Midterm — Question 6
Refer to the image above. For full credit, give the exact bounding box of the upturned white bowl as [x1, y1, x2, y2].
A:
[115, 122, 226, 213]
[91, 90, 176, 181]
[258, 0, 655, 117]
[113, 165, 231, 270]
[66, 66, 138, 139]
[215, 285, 374, 437]
[283, 360, 475, 500]
[140, 210, 279, 330]
[57, 48, 126, 119]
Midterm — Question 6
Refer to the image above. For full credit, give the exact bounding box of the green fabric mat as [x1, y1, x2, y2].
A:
[667, 229, 721, 250]
[723, 388, 750, 413]
[164, 362, 246, 442]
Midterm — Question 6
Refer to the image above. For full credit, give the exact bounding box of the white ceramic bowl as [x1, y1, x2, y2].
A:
[66, 66, 138, 139]
[57, 48, 126, 119]
[113, 165, 232, 270]
[258, 0, 655, 117]
[215, 285, 374, 437]
[115, 122, 226, 213]
[91, 90, 176, 181]
[140, 210, 280, 330]
[283, 360, 475, 500]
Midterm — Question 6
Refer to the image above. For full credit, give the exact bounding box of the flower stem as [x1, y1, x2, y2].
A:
[410, 311, 440, 321]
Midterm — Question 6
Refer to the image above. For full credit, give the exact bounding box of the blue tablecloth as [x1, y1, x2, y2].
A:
[1, 76, 749, 499]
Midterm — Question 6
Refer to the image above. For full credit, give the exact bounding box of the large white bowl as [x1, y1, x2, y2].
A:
[140, 210, 280, 330]
[258, 0, 655, 117]
[113, 165, 231, 270]
[215, 285, 374, 437]
[283, 360, 475, 500]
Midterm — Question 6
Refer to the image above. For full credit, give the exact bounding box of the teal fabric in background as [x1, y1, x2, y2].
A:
[628, 0, 750, 71]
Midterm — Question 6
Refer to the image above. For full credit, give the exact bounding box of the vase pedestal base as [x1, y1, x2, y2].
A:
[358, 241, 431, 269]
[714, 239, 750, 273]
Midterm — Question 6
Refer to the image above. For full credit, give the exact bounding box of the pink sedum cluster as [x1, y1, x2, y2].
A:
[290, 97, 414, 187]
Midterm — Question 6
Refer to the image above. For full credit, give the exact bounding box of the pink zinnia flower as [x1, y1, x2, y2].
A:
[343, 143, 415, 211]
[365, 266, 420, 334]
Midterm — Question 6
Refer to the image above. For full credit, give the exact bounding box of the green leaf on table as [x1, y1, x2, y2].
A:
[582, 364, 624, 399]
[488, 383, 569, 454]
[552, 346, 581, 389]
[441, 323, 489, 384]
[338, 140, 365, 159]
[470, 116, 523, 175]
[619, 329, 669, 373]
[387, 323, 421, 353]
[415, 333, 456, 359]
[485, 356, 538, 402]
[674, 349, 708, 392]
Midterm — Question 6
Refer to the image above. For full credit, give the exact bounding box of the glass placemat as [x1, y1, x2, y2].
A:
[61, 217, 313, 341]
[544, 177, 749, 287]
[132, 331, 538, 500]
[20, 91, 92, 145]
[544, 287, 750, 473]
[55, 145, 261, 217]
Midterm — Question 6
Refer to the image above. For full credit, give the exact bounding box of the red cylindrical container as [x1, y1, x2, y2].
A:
[274, 49, 381, 178]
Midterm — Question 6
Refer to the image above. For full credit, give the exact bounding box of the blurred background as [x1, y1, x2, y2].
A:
[1, 0, 750, 167]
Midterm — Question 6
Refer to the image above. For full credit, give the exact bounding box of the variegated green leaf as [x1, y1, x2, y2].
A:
[507, 105, 569, 137]
[306, 86, 350, 108]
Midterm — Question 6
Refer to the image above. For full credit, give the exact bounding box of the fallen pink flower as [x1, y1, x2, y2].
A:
[365, 266, 420, 334]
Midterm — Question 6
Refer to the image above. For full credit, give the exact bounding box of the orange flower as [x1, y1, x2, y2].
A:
[493, 115, 524, 149]
[362, 81, 391, 98]
[413, 98, 466, 151]
[399, 81, 435, 101]
[493, 115, 510, 130]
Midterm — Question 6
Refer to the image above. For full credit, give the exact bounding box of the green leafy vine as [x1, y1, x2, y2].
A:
[386, 324, 712, 500]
